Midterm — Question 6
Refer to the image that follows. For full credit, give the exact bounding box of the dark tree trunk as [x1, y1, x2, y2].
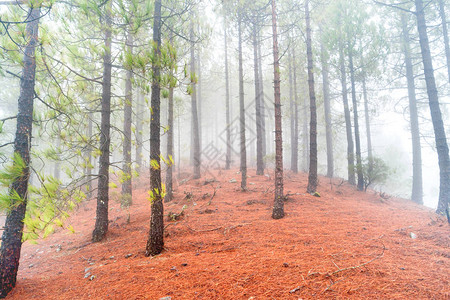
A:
[238, 13, 247, 190]
[92, 1, 112, 243]
[339, 40, 355, 185]
[224, 17, 231, 170]
[306, 0, 318, 194]
[135, 92, 143, 174]
[302, 85, 309, 172]
[190, 23, 201, 179]
[415, 0, 450, 213]
[253, 24, 264, 175]
[292, 46, 299, 174]
[257, 32, 267, 161]
[271, 0, 284, 219]
[0, 7, 40, 298]
[288, 45, 297, 173]
[348, 47, 364, 191]
[145, 0, 164, 256]
[401, 12, 423, 205]
[165, 61, 174, 202]
[122, 32, 133, 207]
[320, 40, 333, 178]
[362, 75, 373, 169]
[438, 0, 450, 83]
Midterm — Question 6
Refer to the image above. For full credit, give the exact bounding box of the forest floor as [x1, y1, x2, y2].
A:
[6, 168, 450, 299]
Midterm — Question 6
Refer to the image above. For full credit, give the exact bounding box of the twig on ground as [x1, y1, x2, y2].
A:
[223, 223, 252, 234]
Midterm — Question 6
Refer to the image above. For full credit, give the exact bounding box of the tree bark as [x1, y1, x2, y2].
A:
[190, 22, 201, 179]
[0, 7, 40, 298]
[348, 46, 364, 191]
[271, 0, 284, 219]
[401, 13, 423, 205]
[438, 0, 450, 83]
[306, 0, 318, 194]
[415, 0, 450, 213]
[292, 46, 299, 174]
[165, 63, 174, 203]
[254, 24, 264, 175]
[288, 44, 297, 173]
[145, 0, 164, 256]
[257, 32, 267, 162]
[238, 13, 247, 190]
[362, 75, 373, 169]
[320, 40, 333, 178]
[122, 31, 133, 207]
[339, 39, 355, 185]
[135, 92, 143, 174]
[224, 17, 231, 170]
[92, 1, 112, 243]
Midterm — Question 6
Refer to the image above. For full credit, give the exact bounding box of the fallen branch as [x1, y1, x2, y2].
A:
[223, 223, 252, 234]
[211, 244, 241, 253]
[330, 243, 385, 276]
[186, 224, 223, 233]
[164, 221, 182, 230]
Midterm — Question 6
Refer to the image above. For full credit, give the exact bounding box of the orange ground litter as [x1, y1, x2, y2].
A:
[6, 168, 450, 299]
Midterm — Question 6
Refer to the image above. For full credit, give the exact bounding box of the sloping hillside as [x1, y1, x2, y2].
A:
[6, 169, 450, 299]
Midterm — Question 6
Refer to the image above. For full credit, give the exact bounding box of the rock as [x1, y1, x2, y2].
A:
[85, 267, 92, 273]
[229, 179, 237, 183]
[28, 264, 34, 268]
[181, 263, 188, 267]
[89, 275, 96, 281]
[84, 272, 91, 278]
[410, 232, 417, 239]
[125, 254, 132, 258]
[170, 266, 177, 271]
[283, 262, 289, 268]
[159, 297, 172, 300]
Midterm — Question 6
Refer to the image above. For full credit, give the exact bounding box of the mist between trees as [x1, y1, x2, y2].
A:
[0, 0, 449, 297]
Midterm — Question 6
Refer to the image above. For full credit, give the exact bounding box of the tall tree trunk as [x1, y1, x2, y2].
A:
[257, 32, 267, 161]
[362, 75, 373, 168]
[320, 40, 333, 178]
[348, 47, 364, 191]
[165, 71, 174, 203]
[197, 48, 202, 153]
[415, 0, 450, 213]
[145, 0, 164, 256]
[224, 17, 231, 170]
[302, 86, 309, 172]
[292, 46, 299, 174]
[339, 40, 355, 185]
[271, 0, 284, 219]
[401, 13, 423, 205]
[238, 13, 247, 190]
[122, 31, 133, 207]
[92, 1, 112, 242]
[86, 112, 93, 198]
[288, 45, 297, 173]
[135, 92, 143, 174]
[438, 0, 450, 83]
[0, 7, 40, 298]
[306, 0, 318, 194]
[254, 24, 264, 175]
[190, 23, 201, 179]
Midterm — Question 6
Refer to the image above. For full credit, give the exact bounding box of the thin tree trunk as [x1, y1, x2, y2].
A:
[401, 13, 423, 205]
[165, 70, 174, 202]
[348, 47, 364, 191]
[92, 1, 112, 242]
[254, 24, 264, 175]
[190, 23, 201, 179]
[238, 13, 247, 190]
[415, 0, 450, 213]
[292, 46, 299, 174]
[145, 0, 164, 256]
[0, 7, 40, 298]
[122, 31, 133, 207]
[271, 0, 284, 219]
[288, 45, 297, 173]
[306, 0, 318, 194]
[257, 32, 267, 161]
[86, 112, 93, 198]
[135, 92, 143, 174]
[362, 76, 373, 166]
[321, 40, 333, 178]
[339, 39, 355, 185]
[224, 17, 231, 170]
[197, 47, 202, 153]
[438, 0, 450, 83]
[302, 86, 309, 172]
